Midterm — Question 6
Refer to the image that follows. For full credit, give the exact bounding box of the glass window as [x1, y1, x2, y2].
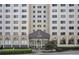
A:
[0, 26, 2, 29]
[0, 15, 2, 18]
[69, 4, 74, 6]
[5, 9, 10, 13]
[5, 4, 10, 7]
[22, 9, 27, 12]
[0, 32, 2, 35]
[14, 4, 18, 7]
[52, 26, 57, 29]
[69, 21, 74, 24]
[61, 26, 65, 30]
[5, 32, 10, 35]
[61, 4, 66, 6]
[14, 26, 18, 29]
[0, 21, 2, 24]
[61, 15, 66, 18]
[14, 21, 18, 24]
[22, 32, 26, 35]
[69, 26, 74, 30]
[52, 32, 57, 35]
[22, 21, 27, 24]
[14, 15, 18, 18]
[5, 15, 10, 18]
[52, 21, 57, 24]
[6, 26, 10, 29]
[69, 15, 74, 18]
[22, 4, 27, 7]
[22, 15, 27, 18]
[69, 32, 74, 35]
[69, 9, 74, 12]
[0, 4, 2, 7]
[61, 32, 65, 35]
[5, 21, 10, 24]
[37, 6, 41, 8]
[14, 9, 18, 12]
[61, 9, 66, 12]
[52, 4, 57, 6]
[52, 15, 57, 18]
[22, 26, 26, 29]
[52, 9, 57, 12]
[61, 21, 65, 24]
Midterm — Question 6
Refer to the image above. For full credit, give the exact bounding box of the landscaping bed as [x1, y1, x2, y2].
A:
[0, 48, 32, 54]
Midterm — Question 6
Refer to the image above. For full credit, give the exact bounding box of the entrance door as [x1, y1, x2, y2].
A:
[37, 39, 41, 49]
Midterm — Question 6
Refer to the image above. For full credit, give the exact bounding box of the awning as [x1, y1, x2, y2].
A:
[29, 30, 50, 39]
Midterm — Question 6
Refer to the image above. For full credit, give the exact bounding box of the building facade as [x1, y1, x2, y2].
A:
[0, 4, 79, 48]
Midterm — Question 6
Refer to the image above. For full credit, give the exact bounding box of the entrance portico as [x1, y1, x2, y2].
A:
[29, 30, 50, 49]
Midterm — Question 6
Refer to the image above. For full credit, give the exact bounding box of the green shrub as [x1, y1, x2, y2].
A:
[0, 48, 32, 54]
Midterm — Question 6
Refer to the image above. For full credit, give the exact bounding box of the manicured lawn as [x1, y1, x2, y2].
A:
[0, 48, 32, 54]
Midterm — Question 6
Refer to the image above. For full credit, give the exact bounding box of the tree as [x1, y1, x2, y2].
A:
[45, 40, 57, 50]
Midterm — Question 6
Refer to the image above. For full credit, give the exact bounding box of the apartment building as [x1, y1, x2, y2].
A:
[0, 4, 79, 48]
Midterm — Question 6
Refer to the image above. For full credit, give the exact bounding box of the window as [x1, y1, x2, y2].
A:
[78, 15, 79, 18]
[33, 20, 35, 23]
[43, 15, 46, 18]
[61, 9, 66, 12]
[14, 21, 18, 24]
[52, 15, 57, 18]
[33, 15, 35, 18]
[0, 21, 2, 24]
[13, 32, 18, 35]
[69, 4, 74, 6]
[0, 27, 2, 29]
[52, 32, 57, 35]
[52, 9, 57, 12]
[6, 26, 10, 29]
[22, 32, 26, 35]
[5, 21, 10, 24]
[52, 26, 57, 29]
[44, 20, 46, 23]
[33, 11, 35, 13]
[14, 9, 18, 12]
[61, 4, 66, 6]
[22, 15, 27, 18]
[69, 21, 74, 24]
[43, 25, 46, 27]
[37, 6, 41, 8]
[61, 26, 65, 30]
[37, 11, 41, 13]
[61, 21, 65, 24]
[14, 15, 18, 18]
[0, 32, 2, 35]
[52, 4, 57, 6]
[77, 26, 79, 30]
[78, 21, 79, 24]
[14, 26, 18, 29]
[44, 6, 46, 8]
[22, 9, 27, 12]
[38, 15, 41, 18]
[37, 20, 41, 23]
[0, 15, 2, 18]
[5, 9, 10, 13]
[0, 4, 2, 7]
[69, 26, 74, 30]
[22, 21, 27, 24]
[69, 32, 74, 35]
[5, 4, 10, 7]
[0, 9, 2, 12]
[5, 15, 10, 18]
[14, 4, 18, 7]
[37, 25, 41, 27]
[33, 6, 35, 8]
[61, 32, 65, 35]
[69, 15, 74, 18]
[5, 32, 10, 35]
[77, 32, 79, 35]
[52, 21, 57, 24]
[61, 15, 66, 18]
[22, 4, 27, 7]
[69, 9, 74, 12]
[22, 26, 26, 29]
[33, 25, 35, 27]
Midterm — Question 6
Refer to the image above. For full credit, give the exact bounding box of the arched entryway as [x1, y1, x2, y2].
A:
[29, 30, 50, 49]
[68, 38, 74, 44]
[60, 38, 66, 44]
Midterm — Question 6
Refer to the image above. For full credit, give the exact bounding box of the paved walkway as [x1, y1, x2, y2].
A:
[28, 50, 79, 55]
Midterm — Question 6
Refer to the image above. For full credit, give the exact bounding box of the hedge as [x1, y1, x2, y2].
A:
[0, 48, 32, 54]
